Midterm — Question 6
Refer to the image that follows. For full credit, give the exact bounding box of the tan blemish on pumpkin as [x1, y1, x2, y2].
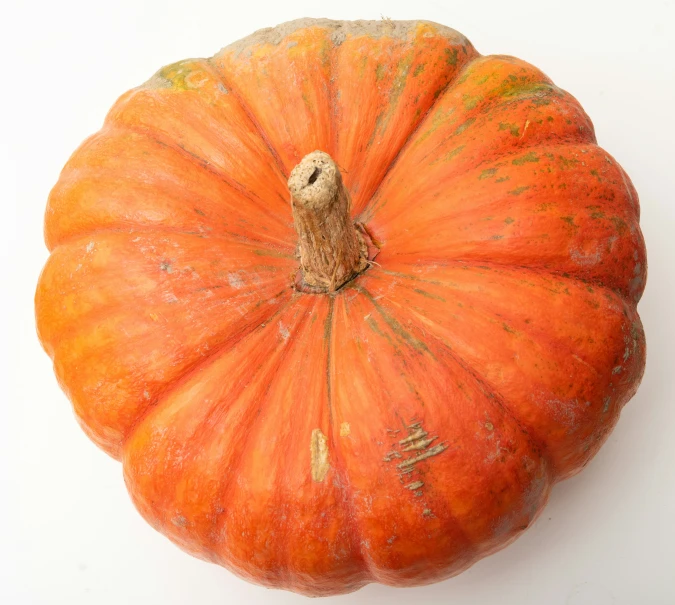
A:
[399, 424, 438, 451]
[227, 272, 244, 289]
[402, 437, 436, 451]
[383, 450, 402, 462]
[571, 354, 599, 374]
[172, 515, 188, 528]
[397, 444, 448, 471]
[399, 428, 427, 445]
[570, 245, 602, 267]
[384, 421, 449, 490]
[603, 396, 612, 413]
[520, 119, 530, 139]
[310, 428, 330, 482]
[340, 422, 351, 437]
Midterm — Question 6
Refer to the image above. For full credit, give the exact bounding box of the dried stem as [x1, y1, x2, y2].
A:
[288, 151, 367, 292]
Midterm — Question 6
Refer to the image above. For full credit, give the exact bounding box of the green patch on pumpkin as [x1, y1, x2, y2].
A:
[413, 288, 446, 302]
[500, 82, 555, 99]
[462, 93, 483, 110]
[375, 63, 387, 81]
[498, 122, 520, 137]
[454, 117, 475, 135]
[479, 168, 498, 180]
[610, 216, 628, 234]
[444, 145, 465, 162]
[512, 151, 539, 165]
[508, 186, 530, 196]
[445, 47, 459, 66]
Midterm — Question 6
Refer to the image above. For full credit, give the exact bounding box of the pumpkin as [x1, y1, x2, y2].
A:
[35, 18, 646, 597]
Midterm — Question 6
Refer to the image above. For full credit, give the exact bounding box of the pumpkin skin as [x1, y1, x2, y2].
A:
[35, 17, 647, 597]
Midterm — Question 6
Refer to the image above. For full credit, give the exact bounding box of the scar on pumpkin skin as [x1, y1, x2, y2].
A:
[384, 421, 448, 493]
[310, 428, 330, 482]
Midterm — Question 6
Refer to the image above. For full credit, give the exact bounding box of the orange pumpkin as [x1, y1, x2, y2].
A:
[35, 18, 646, 596]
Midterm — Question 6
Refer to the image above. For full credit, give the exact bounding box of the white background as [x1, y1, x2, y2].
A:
[2, 1, 674, 603]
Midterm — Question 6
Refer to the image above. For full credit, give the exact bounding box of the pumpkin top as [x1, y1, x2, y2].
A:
[36, 19, 646, 597]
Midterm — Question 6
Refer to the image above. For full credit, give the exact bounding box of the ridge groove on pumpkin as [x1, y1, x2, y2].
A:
[121, 296, 315, 578]
[38, 231, 296, 343]
[361, 262, 643, 476]
[46, 223, 296, 255]
[44, 125, 294, 249]
[323, 296, 372, 581]
[107, 121, 288, 225]
[204, 299, 317, 587]
[357, 49, 479, 221]
[204, 59, 290, 180]
[398, 301, 554, 474]
[329, 286, 495, 579]
[367, 141, 637, 234]
[359, 55, 597, 223]
[378, 257, 643, 305]
[120, 292, 298, 454]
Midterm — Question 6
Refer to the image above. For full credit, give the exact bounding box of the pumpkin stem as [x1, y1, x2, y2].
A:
[289, 151, 368, 292]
